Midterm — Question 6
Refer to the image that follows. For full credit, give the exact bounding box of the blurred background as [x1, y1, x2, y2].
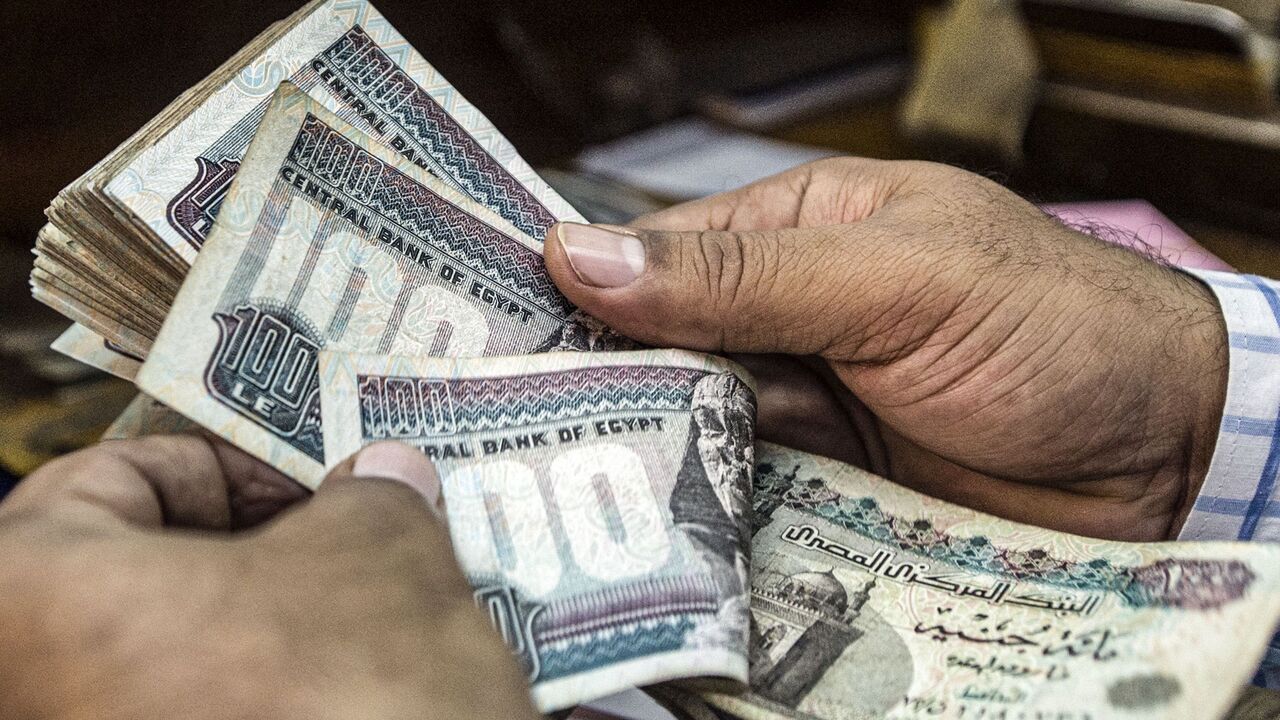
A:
[4, 0, 1280, 484]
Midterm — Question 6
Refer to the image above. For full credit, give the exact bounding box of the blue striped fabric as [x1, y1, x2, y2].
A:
[1182, 270, 1280, 542]
[1181, 269, 1280, 687]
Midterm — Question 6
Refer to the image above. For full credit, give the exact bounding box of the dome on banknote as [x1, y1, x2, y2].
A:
[779, 570, 848, 615]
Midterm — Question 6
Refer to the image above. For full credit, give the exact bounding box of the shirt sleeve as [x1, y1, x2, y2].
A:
[1177, 268, 1280, 543]
[1178, 269, 1280, 690]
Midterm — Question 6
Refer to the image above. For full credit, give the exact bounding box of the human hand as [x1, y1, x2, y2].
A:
[544, 158, 1228, 541]
[0, 435, 537, 720]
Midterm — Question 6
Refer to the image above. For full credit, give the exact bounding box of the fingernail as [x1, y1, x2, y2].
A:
[556, 222, 646, 288]
[353, 442, 443, 517]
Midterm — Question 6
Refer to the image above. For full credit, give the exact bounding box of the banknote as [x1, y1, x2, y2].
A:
[138, 82, 624, 486]
[103, 394, 198, 441]
[316, 348, 757, 712]
[679, 442, 1280, 720]
[51, 324, 142, 381]
[103, 0, 580, 264]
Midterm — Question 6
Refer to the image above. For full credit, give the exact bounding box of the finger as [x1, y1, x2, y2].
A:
[546, 218, 930, 357]
[281, 442, 464, 587]
[630, 156, 908, 232]
[329, 441, 446, 518]
[734, 354, 872, 468]
[631, 162, 819, 232]
[1, 434, 307, 529]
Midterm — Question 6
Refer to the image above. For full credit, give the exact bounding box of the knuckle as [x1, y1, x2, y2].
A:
[7, 448, 135, 513]
[810, 155, 868, 177]
[89, 439, 168, 480]
[685, 230, 755, 314]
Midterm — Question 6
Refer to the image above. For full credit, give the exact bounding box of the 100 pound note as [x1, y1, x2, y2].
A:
[678, 443, 1280, 720]
[138, 83, 622, 486]
[106, 0, 580, 262]
[317, 348, 757, 711]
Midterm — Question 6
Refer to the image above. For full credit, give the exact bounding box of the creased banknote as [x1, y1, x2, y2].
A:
[317, 348, 757, 712]
[674, 442, 1280, 720]
[138, 83, 623, 486]
[106, 0, 580, 263]
[33, 0, 583, 360]
[103, 394, 198, 441]
[51, 323, 142, 381]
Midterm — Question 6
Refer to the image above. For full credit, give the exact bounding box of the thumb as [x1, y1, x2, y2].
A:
[267, 443, 474, 603]
[545, 221, 889, 356]
[286, 442, 455, 564]
[322, 441, 446, 518]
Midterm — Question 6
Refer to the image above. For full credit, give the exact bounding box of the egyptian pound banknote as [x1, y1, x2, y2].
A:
[51, 323, 142, 381]
[138, 83, 624, 486]
[670, 442, 1280, 720]
[103, 394, 199, 441]
[107, 0, 580, 264]
[316, 348, 757, 712]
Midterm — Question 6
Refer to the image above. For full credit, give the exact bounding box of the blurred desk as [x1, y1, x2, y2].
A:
[767, 91, 1280, 279]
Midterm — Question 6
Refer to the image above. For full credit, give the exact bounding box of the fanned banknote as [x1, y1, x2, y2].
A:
[103, 395, 198, 441]
[317, 348, 757, 712]
[32, 0, 581, 358]
[661, 442, 1280, 720]
[113, 0, 580, 257]
[138, 83, 622, 486]
[51, 324, 142, 381]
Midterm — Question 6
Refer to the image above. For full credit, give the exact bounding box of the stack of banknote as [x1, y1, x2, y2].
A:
[30, 1, 1280, 718]
[33, 0, 581, 361]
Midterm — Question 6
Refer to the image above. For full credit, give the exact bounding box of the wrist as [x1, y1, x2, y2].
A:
[1167, 273, 1229, 538]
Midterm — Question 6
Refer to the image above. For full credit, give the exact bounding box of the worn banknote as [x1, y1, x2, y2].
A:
[51, 324, 142, 381]
[666, 442, 1280, 720]
[105, 0, 579, 263]
[316, 348, 757, 712]
[103, 394, 198, 441]
[138, 83, 623, 486]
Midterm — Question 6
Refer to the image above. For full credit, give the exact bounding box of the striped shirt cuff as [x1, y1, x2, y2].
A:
[1177, 269, 1280, 543]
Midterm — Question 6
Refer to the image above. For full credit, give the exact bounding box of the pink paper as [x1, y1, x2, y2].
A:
[1043, 200, 1233, 271]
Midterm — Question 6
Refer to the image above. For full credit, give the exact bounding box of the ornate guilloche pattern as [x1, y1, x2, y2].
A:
[686, 443, 1280, 720]
[139, 84, 621, 486]
[110, 0, 581, 265]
